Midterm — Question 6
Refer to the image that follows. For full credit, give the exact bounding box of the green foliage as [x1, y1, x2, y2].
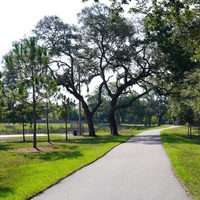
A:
[169, 68, 200, 125]
[139, 0, 200, 124]
[181, 69, 200, 120]
[151, 115, 158, 125]
[142, 1, 198, 84]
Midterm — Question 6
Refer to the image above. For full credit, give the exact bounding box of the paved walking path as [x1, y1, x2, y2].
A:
[31, 128, 192, 200]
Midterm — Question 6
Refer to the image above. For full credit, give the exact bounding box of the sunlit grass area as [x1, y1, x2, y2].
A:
[1, 123, 158, 200]
[0, 134, 130, 200]
[0, 124, 175, 200]
[161, 126, 200, 200]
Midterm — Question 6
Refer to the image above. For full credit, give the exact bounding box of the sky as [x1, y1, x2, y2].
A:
[0, 0, 136, 63]
[0, 0, 104, 63]
[0, 0, 137, 96]
[0, 0, 115, 97]
[0, 0, 135, 64]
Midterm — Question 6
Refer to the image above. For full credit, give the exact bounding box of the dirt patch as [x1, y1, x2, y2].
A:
[9, 141, 67, 153]
[14, 147, 56, 153]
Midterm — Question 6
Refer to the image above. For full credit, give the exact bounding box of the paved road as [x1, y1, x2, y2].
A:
[31, 128, 192, 200]
[0, 134, 46, 138]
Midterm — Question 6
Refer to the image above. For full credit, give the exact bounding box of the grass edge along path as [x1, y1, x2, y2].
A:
[160, 126, 200, 200]
[1, 134, 133, 200]
[0, 125, 166, 200]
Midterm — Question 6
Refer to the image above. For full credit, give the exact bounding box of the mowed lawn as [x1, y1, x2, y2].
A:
[161, 126, 200, 200]
[1, 124, 198, 200]
[0, 135, 131, 200]
[1, 124, 145, 200]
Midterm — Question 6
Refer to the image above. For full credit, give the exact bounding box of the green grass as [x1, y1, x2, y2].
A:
[161, 126, 200, 200]
[1, 124, 144, 200]
[0, 124, 173, 200]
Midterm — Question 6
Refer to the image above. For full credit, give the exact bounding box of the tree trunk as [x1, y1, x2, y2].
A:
[64, 119, 68, 140]
[148, 117, 151, 127]
[82, 101, 96, 137]
[33, 81, 37, 149]
[87, 114, 96, 137]
[46, 101, 50, 143]
[22, 121, 25, 142]
[78, 100, 82, 136]
[158, 115, 162, 126]
[33, 98, 37, 148]
[188, 123, 192, 136]
[109, 111, 119, 136]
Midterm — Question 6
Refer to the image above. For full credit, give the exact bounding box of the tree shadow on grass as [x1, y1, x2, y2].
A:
[23, 150, 83, 161]
[161, 133, 200, 145]
[0, 187, 14, 198]
[0, 143, 14, 151]
[68, 135, 127, 145]
[0, 140, 34, 151]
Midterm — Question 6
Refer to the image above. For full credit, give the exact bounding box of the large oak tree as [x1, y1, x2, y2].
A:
[78, 4, 161, 135]
[33, 15, 105, 137]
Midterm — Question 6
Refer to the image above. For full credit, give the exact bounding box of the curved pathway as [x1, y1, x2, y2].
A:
[31, 128, 192, 200]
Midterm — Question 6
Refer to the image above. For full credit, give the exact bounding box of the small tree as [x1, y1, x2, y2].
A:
[59, 95, 75, 140]
[37, 67, 58, 143]
[3, 37, 50, 148]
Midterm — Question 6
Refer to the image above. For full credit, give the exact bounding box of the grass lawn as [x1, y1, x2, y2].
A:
[1, 135, 129, 200]
[1, 124, 163, 200]
[161, 126, 200, 200]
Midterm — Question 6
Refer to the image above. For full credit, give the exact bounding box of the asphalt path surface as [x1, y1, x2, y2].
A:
[31, 128, 192, 200]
